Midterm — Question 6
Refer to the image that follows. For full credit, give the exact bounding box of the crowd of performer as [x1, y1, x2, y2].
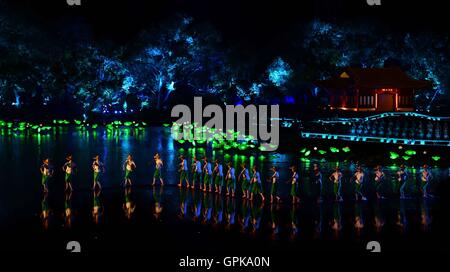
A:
[39, 153, 437, 203]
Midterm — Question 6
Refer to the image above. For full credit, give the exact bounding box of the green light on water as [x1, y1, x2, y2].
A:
[405, 150, 416, 156]
[330, 147, 339, 153]
[389, 152, 399, 160]
[402, 156, 411, 161]
[300, 148, 306, 153]
[432, 156, 441, 161]
[318, 150, 327, 155]
[304, 150, 311, 156]
[342, 146, 351, 152]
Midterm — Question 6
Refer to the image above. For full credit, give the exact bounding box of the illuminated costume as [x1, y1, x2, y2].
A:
[152, 154, 164, 186]
[92, 156, 104, 190]
[239, 164, 251, 199]
[250, 167, 265, 202]
[421, 165, 433, 198]
[123, 155, 136, 186]
[203, 158, 213, 192]
[225, 163, 236, 197]
[40, 159, 53, 192]
[329, 167, 343, 202]
[269, 166, 281, 203]
[289, 166, 300, 204]
[213, 160, 224, 194]
[313, 164, 323, 202]
[192, 158, 202, 190]
[353, 166, 366, 201]
[374, 165, 390, 199]
[398, 165, 409, 199]
[62, 156, 76, 191]
[178, 156, 189, 188]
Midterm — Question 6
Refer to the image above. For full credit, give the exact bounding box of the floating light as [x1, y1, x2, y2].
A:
[342, 146, 351, 152]
[389, 152, 399, 160]
[431, 156, 441, 161]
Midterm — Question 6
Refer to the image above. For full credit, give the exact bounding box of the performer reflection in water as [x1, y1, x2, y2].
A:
[92, 190, 103, 225]
[123, 187, 136, 220]
[64, 191, 74, 229]
[153, 186, 164, 220]
[40, 192, 51, 230]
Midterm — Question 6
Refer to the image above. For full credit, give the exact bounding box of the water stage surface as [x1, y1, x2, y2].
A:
[0, 127, 449, 252]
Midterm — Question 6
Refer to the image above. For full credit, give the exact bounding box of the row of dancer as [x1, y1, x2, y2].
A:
[178, 155, 304, 204]
[40, 153, 435, 203]
[39, 153, 165, 192]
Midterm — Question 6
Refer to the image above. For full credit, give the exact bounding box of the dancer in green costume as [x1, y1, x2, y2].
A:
[62, 155, 76, 191]
[213, 160, 224, 194]
[40, 158, 53, 193]
[123, 154, 136, 187]
[152, 153, 164, 186]
[268, 166, 281, 203]
[178, 155, 190, 188]
[92, 155, 105, 191]
[238, 163, 251, 199]
[289, 166, 300, 204]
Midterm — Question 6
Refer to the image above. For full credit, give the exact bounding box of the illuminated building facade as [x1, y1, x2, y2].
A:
[315, 68, 431, 112]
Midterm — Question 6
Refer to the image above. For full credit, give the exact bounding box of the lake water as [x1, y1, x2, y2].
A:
[0, 126, 449, 252]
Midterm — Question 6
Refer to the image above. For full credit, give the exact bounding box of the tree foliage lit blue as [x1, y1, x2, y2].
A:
[0, 3, 449, 118]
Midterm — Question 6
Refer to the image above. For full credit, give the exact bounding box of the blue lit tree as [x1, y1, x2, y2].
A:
[127, 16, 230, 109]
[266, 57, 293, 89]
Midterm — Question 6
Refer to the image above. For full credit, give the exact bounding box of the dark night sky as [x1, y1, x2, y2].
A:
[4, 0, 449, 42]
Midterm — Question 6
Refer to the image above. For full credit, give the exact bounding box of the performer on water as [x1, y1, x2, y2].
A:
[374, 165, 386, 199]
[213, 159, 224, 194]
[250, 165, 265, 202]
[289, 166, 300, 204]
[353, 166, 366, 201]
[123, 154, 136, 187]
[192, 157, 202, 190]
[40, 158, 53, 193]
[152, 153, 164, 186]
[92, 155, 105, 190]
[269, 166, 281, 204]
[62, 155, 76, 192]
[203, 157, 213, 192]
[178, 155, 190, 188]
[313, 164, 323, 203]
[238, 163, 251, 199]
[398, 165, 409, 199]
[329, 166, 343, 202]
[225, 162, 236, 197]
[421, 165, 433, 198]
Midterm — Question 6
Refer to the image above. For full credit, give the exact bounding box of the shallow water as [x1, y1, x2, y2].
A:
[0, 126, 448, 252]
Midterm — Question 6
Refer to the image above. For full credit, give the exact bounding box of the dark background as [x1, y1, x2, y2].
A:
[3, 0, 449, 44]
